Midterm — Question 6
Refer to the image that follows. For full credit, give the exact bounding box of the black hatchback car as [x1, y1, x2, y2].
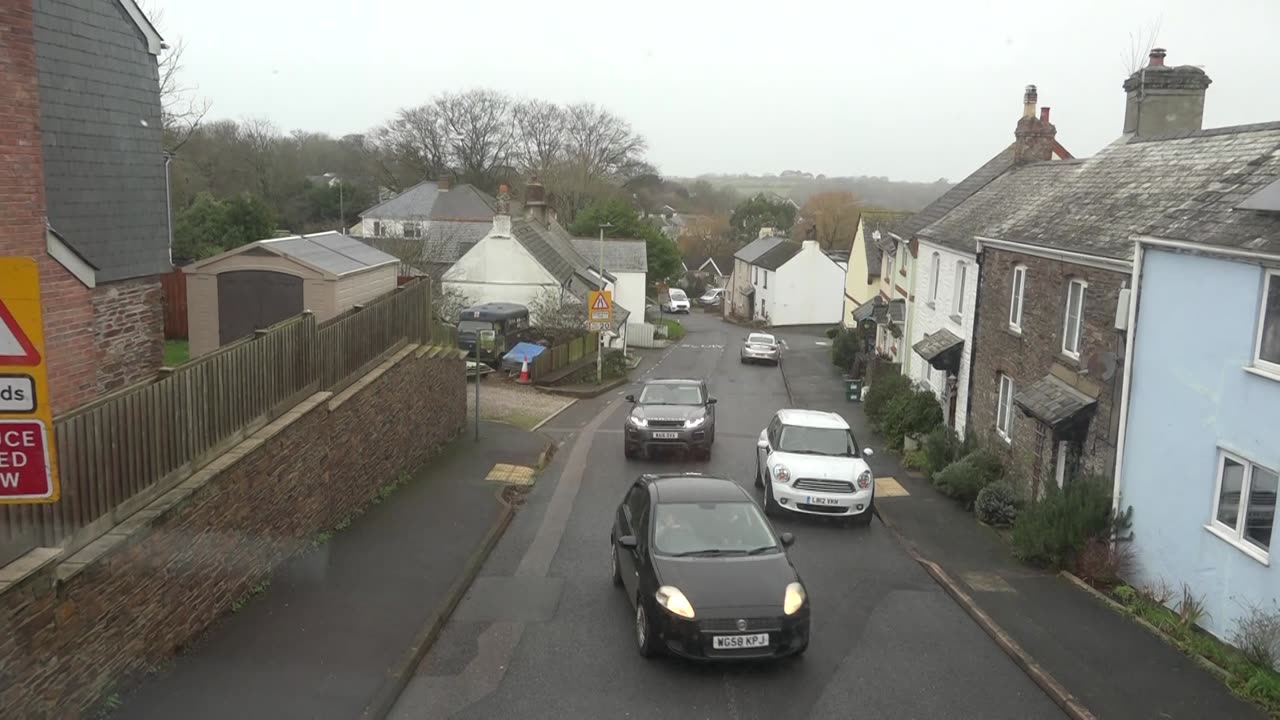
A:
[610, 473, 810, 660]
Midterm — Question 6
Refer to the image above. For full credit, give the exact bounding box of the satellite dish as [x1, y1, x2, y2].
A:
[1087, 351, 1119, 381]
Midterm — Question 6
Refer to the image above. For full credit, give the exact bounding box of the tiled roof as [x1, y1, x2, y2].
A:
[735, 234, 787, 263]
[912, 328, 964, 362]
[920, 122, 1280, 259]
[511, 218, 603, 290]
[1014, 374, 1097, 427]
[753, 241, 802, 270]
[859, 212, 911, 275]
[896, 146, 1017, 242]
[360, 181, 499, 221]
[571, 238, 648, 273]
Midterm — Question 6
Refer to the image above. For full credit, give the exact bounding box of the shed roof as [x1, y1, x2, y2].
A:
[186, 232, 398, 278]
[571, 238, 648, 273]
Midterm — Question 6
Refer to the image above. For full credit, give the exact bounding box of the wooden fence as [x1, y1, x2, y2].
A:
[529, 331, 599, 382]
[161, 269, 188, 339]
[0, 279, 444, 566]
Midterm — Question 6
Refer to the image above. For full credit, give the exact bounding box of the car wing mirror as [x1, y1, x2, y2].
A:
[862, 447, 875, 458]
[757, 437, 769, 450]
[779, 532, 795, 548]
[625, 394, 636, 403]
[618, 535, 638, 549]
[707, 398, 717, 405]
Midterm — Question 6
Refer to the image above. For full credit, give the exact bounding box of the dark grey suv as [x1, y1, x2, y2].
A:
[624, 379, 717, 460]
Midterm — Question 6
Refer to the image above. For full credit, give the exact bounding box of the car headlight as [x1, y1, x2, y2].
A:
[628, 415, 647, 428]
[685, 416, 706, 429]
[656, 585, 695, 619]
[784, 582, 806, 615]
[772, 464, 791, 484]
[857, 469, 873, 490]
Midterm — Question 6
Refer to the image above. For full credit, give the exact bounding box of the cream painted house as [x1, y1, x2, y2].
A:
[842, 212, 909, 328]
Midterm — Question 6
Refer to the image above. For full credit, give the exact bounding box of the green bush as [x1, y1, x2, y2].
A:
[975, 482, 1019, 526]
[1011, 478, 1115, 568]
[831, 327, 863, 372]
[864, 372, 912, 425]
[880, 389, 944, 449]
[923, 426, 961, 475]
[904, 449, 929, 471]
[933, 449, 1004, 506]
[825, 326, 841, 339]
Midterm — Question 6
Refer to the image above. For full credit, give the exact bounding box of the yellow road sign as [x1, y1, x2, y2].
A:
[0, 257, 59, 504]
[587, 290, 613, 323]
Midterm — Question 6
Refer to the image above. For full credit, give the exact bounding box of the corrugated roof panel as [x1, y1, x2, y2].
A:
[308, 233, 399, 268]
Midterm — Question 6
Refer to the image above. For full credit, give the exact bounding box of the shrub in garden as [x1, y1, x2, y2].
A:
[1233, 604, 1280, 669]
[975, 482, 1019, 526]
[864, 372, 912, 425]
[825, 325, 841, 339]
[1010, 478, 1115, 568]
[831, 327, 863, 372]
[1071, 536, 1135, 588]
[923, 426, 961, 475]
[933, 449, 1004, 506]
[879, 389, 944, 448]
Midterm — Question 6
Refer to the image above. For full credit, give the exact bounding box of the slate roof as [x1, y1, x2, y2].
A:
[190, 232, 398, 277]
[874, 298, 906, 325]
[33, 0, 170, 282]
[896, 146, 1018, 243]
[920, 122, 1280, 259]
[912, 328, 964, 361]
[360, 219, 491, 268]
[753, 241, 803, 270]
[851, 297, 882, 322]
[859, 212, 911, 276]
[359, 181, 498, 221]
[735, 234, 787, 263]
[511, 218, 605, 291]
[571, 238, 648, 274]
[1014, 374, 1097, 427]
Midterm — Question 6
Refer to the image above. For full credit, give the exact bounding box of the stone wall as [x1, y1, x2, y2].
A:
[970, 247, 1128, 498]
[91, 276, 164, 396]
[0, 345, 465, 719]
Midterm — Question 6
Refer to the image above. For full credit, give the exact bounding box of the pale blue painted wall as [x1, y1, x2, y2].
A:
[1121, 248, 1280, 642]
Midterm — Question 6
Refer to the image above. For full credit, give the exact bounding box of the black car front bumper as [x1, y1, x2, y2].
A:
[652, 606, 810, 660]
[626, 425, 711, 454]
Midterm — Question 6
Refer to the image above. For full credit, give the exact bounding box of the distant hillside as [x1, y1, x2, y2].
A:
[678, 173, 954, 212]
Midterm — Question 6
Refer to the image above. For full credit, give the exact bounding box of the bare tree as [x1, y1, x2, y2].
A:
[238, 117, 282, 201]
[437, 89, 517, 190]
[370, 104, 451, 189]
[527, 287, 586, 343]
[138, 2, 210, 152]
[513, 99, 567, 178]
[1122, 17, 1164, 74]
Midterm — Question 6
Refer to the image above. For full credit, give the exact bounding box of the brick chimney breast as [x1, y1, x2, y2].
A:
[437, 175, 451, 191]
[524, 176, 548, 227]
[1014, 85, 1057, 164]
[1122, 48, 1212, 137]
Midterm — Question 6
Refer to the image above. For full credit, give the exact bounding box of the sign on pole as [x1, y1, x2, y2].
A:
[587, 290, 613, 333]
[0, 258, 59, 504]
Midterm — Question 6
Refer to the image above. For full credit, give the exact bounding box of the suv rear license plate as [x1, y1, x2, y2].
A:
[712, 633, 769, 649]
[652, 431, 679, 439]
[807, 496, 844, 506]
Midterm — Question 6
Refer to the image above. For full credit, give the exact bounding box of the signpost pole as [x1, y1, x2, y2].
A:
[597, 223, 612, 384]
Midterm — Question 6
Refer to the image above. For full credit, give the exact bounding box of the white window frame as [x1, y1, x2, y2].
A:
[1009, 265, 1027, 332]
[1254, 270, 1280, 376]
[1207, 449, 1278, 565]
[402, 221, 421, 239]
[929, 253, 941, 303]
[951, 261, 967, 318]
[373, 220, 385, 238]
[996, 373, 1014, 442]
[1061, 278, 1087, 358]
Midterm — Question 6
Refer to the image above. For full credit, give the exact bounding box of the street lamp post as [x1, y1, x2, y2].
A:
[597, 222, 613, 384]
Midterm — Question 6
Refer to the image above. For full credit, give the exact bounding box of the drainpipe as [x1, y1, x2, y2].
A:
[966, 240, 987, 440]
[1111, 239, 1145, 524]
[164, 152, 175, 266]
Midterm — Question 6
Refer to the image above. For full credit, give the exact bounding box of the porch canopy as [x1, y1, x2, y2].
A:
[913, 328, 964, 373]
[1013, 374, 1097, 428]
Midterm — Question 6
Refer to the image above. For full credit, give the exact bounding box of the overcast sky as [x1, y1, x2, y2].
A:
[155, 0, 1280, 183]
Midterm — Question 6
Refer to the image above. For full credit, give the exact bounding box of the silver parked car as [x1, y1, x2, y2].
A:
[741, 332, 782, 365]
[624, 379, 717, 460]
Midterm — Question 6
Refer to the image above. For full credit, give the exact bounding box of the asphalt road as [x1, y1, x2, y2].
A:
[389, 311, 1064, 720]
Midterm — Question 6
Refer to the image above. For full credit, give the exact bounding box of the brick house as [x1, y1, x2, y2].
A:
[902, 85, 1072, 435]
[949, 49, 1265, 500]
[2, 0, 170, 415]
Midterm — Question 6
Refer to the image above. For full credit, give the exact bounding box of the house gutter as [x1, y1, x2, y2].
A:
[1111, 240, 1144, 521]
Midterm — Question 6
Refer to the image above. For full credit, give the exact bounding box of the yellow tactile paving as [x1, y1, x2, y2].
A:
[960, 571, 1016, 593]
[485, 463, 536, 485]
[875, 476, 909, 498]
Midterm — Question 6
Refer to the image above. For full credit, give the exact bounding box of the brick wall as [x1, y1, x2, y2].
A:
[970, 247, 1128, 498]
[0, 348, 466, 719]
[0, 0, 46, 258]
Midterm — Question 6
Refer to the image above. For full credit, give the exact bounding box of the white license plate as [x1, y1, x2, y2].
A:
[807, 496, 845, 506]
[652, 431, 679, 439]
[712, 633, 770, 649]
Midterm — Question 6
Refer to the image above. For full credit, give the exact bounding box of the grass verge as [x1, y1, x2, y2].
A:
[659, 318, 686, 341]
[163, 339, 189, 366]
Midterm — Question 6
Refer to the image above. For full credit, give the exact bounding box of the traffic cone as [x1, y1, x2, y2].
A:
[518, 356, 530, 384]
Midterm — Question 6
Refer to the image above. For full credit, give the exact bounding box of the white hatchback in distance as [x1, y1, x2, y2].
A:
[663, 288, 691, 313]
[754, 409, 876, 526]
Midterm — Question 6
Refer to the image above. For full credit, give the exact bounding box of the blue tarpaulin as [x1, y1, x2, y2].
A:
[503, 343, 547, 363]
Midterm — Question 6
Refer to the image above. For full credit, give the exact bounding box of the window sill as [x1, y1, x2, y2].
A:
[1004, 327, 1023, 340]
[996, 431, 1012, 445]
[1204, 524, 1270, 566]
[1244, 365, 1280, 383]
[926, 301, 936, 310]
[1056, 352, 1082, 368]
[949, 314, 963, 325]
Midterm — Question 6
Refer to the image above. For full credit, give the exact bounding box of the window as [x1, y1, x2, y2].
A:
[763, 270, 768, 289]
[402, 222, 421, 239]
[372, 220, 385, 238]
[929, 253, 941, 302]
[951, 261, 967, 317]
[996, 374, 1014, 441]
[1008, 265, 1026, 332]
[1256, 270, 1280, 373]
[753, 267, 758, 284]
[1210, 451, 1278, 560]
[1062, 279, 1087, 358]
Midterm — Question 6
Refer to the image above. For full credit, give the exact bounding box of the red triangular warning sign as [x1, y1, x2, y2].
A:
[591, 293, 610, 310]
[0, 299, 40, 366]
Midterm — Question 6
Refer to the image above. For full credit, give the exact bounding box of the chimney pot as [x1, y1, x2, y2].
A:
[437, 176, 451, 191]
[1149, 48, 1167, 67]
[1023, 84, 1038, 117]
[1040, 107, 1050, 122]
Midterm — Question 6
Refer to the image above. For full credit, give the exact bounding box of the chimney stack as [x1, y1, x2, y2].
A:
[524, 177, 548, 227]
[437, 175, 451, 191]
[1013, 85, 1058, 164]
[1122, 48, 1211, 137]
[492, 183, 512, 235]
[1022, 85, 1038, 118]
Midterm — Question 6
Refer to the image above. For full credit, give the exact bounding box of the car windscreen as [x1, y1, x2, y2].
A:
[747, 334, 775, 345]
[777, 425, 857, 456]
[669, 289, 687, 300]
[652, 502, 778, 556]
[457, 320, 494, 335]
[638, 384, 703, 405]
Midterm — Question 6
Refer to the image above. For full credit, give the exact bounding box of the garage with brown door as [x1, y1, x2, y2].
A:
[184, 231, 399, 357]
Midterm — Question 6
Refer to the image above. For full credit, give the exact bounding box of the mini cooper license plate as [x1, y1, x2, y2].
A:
[808, 496, 844, 506]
